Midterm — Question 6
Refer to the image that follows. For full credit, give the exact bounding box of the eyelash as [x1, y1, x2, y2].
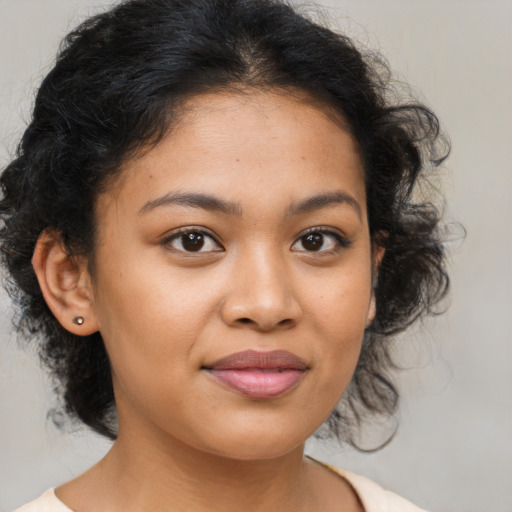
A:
[291, 227, 352, 255]
[161, 227, 351, 255]
[162, 227, 223, 254]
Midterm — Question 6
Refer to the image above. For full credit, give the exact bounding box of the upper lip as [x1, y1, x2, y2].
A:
[204, 350, 308, 371]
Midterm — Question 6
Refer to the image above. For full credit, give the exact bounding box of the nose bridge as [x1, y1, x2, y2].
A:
[245, 244, 288, 300]
[222, 242, 301, 330]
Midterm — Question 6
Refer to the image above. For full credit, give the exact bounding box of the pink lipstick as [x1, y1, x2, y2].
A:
[203, 350, 308, 399]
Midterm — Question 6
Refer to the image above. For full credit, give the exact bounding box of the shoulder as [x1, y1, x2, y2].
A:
[13, 489, 73, 512]
[313, 459, 429, 512]
[339, 468, 428, 512]
[15, 466, 428, 512]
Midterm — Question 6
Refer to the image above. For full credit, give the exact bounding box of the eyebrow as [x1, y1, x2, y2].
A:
[138, 192, 243, 216]
[286, 191, 362, 220]
[138, 190, 362, 220]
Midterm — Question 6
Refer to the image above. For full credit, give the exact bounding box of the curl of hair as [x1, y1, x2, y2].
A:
[0, 0, 450, 446]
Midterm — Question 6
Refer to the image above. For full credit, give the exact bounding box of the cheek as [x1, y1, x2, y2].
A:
[306, 260, 373, 333]
[304, 263, 372, 389]
[92, 249, 219, 338]
[90, 253, 230, 397]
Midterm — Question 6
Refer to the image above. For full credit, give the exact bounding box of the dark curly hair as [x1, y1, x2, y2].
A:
[0, 0, 449, 446]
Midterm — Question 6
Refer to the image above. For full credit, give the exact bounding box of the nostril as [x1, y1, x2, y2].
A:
[232, 316, 296, 331]
[234, 317, 295, 330]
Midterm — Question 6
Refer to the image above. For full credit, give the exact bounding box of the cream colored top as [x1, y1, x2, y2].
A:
[14, 464, 427, 512]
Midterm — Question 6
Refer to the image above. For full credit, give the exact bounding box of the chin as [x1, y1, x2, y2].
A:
[210, 441, 303, 462]
[193, 421, 312, 461]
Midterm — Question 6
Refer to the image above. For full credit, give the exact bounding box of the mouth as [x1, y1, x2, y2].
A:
[202, 350, 308, 399]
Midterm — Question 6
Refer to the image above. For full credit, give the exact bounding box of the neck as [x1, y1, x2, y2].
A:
[58, 423, 318, 512]
[110, 435, 310, 511]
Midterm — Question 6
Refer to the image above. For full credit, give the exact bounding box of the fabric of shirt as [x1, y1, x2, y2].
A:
[13, 463, 427, 512]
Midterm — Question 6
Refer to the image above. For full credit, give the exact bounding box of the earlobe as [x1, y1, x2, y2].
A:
[32, 230, 99, 336]
[366, 294, 377, 328]
[366, 244, 386, 327]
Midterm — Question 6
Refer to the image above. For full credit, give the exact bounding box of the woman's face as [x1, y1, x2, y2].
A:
[88, 90, 378, 460]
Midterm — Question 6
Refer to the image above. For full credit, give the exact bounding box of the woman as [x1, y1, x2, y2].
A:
[0, 0, 449, 510]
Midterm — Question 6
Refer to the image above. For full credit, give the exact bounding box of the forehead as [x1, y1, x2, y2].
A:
[99, 89, 366, 217]
[171, 88, 357, 157]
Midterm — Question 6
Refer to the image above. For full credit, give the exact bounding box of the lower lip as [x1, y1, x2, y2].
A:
[206, 369, 305, 399]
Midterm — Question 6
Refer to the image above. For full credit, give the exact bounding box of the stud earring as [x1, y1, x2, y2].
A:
[73, 316, 84, 326]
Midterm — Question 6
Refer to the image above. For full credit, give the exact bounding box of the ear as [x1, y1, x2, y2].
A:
[32, 230, 99, 336]
[366, 244, 386, 327]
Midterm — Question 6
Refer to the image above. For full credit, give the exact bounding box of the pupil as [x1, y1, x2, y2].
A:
[182, 232, 204, 251]
[303, 233, 323, 251]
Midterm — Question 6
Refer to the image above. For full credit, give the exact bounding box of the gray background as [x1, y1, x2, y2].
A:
[1, 1, 511, 511]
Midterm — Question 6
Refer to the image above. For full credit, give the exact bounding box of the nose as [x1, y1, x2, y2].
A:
[220, 249, 302, 332]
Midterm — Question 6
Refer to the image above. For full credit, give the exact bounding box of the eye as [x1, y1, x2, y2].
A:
[291, 228, 350, 253]
[163, 228, 223, 253]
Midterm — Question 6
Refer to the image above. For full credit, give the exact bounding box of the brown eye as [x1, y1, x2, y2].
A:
[301, 233, 324, 251]
[181, 232, 205, 252]
[165, 229, 223, 253]
[291, 229, 350, 253]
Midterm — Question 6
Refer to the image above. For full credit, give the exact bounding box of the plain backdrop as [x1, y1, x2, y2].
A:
[1, 1, 511, 511]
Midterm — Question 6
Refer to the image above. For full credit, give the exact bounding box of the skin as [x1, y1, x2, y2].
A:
[33, 89, 383, 511]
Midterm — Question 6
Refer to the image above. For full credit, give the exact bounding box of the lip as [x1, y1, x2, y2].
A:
[203, 350, 308, 399]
